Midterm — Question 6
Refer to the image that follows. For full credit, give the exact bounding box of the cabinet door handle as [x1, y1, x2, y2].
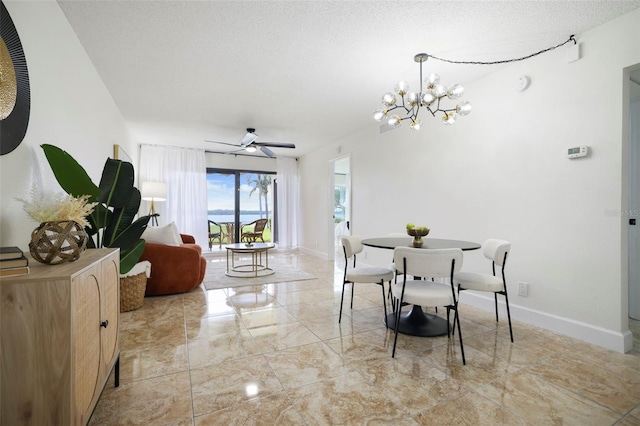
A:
[100, 320, 109, 328]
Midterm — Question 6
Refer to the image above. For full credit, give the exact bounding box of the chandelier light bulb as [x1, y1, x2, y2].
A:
[443, 112, 457, 125]
[394, 81, 410, 96]
[434, 84, 447, 97]
[373, 107, 388, 122]
[382, 92, 397, 107]
[388, 114, 402, 128]
[425, 73, 440, 87]
[421, 90, 436, 105]
[456, 101, 472, 116]
[447, 84, 464, 99]
[406, 92, 419, 107]
[410, 119, 422, 130]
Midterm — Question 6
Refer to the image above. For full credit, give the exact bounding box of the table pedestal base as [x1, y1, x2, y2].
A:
[385, 305, 448, 337]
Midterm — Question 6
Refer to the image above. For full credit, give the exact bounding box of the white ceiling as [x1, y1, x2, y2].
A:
[57, 0, 640, 157]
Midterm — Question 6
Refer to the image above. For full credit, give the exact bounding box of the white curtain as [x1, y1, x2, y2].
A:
[139, 144, 208, 247]
[276, 157, 299, 249]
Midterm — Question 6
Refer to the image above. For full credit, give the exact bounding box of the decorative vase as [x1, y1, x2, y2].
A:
[29, 220, 88, 264]
[407, 227, 430, 248]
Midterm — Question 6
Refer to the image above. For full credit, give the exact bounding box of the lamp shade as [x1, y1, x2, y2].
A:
[141, 181, 167, 201]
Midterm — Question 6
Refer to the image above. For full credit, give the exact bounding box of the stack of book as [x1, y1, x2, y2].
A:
[0, 246, 30, 277]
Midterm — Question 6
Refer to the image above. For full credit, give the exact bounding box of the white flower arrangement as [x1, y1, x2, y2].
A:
[17, 186, 97, 228]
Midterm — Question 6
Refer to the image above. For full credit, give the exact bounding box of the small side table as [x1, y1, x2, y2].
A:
[225, 242, 275, 277]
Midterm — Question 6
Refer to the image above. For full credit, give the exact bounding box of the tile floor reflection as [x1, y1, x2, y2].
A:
[91, 251, 640, 425]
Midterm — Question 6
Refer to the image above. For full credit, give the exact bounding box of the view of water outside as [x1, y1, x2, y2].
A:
[207, 171, 273, 241]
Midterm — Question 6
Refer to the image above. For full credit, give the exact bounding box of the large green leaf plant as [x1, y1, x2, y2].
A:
[41, 144, 151, 274]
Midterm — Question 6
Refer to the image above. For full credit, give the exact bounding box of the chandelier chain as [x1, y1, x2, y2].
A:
[428, 35, 576, 65]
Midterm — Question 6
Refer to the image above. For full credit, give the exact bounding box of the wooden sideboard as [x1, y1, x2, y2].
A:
[1, 248, 120, 425]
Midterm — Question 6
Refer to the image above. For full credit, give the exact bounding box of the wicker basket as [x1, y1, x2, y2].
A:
[119, 272, 147, 312]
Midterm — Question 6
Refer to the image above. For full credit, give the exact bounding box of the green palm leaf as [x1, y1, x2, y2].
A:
[41, 144, 100, 200]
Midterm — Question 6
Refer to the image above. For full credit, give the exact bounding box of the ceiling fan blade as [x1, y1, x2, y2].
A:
[206, 149, 262, 158]
[240, 132, 258, 146]
[253, 142, 296, 149]
[259, 146, 276, 158]
[204, 140, 240, 147]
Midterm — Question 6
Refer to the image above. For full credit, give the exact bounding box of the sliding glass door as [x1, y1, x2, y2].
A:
[207, 169, 274, 247]
[207, 171, 236, 245]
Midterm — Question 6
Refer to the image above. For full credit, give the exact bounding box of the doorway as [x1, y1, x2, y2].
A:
[629, 68, 640, 320]
[330, 156, 351, 261]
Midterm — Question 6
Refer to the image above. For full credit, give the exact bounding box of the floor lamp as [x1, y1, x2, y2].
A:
[141, 181, 167, 226]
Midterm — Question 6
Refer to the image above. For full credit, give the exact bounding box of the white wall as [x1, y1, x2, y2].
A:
[0, 0, 133, 247]
[299, 8, 640, 352]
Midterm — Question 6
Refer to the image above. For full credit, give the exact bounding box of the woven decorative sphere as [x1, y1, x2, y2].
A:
[29, 220, 88, 264]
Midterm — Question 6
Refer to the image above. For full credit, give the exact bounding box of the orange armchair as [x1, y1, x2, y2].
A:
[140, 234, 206, 296]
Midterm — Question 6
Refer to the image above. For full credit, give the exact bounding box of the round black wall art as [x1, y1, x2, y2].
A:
[0, 0, 30, 155]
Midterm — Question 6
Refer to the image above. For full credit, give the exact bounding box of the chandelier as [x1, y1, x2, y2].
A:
[373, 53, 471, 130]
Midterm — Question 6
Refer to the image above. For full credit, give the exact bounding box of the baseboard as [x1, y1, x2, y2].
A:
[459, 292, 633, 353]
[299, 246, 329, 260]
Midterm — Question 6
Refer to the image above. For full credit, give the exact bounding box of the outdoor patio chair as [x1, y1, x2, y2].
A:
[208, 220, 222, 249]
[241, 218, 268, 243]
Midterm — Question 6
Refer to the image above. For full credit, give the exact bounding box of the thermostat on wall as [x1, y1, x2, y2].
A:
[567, 145, 589, 159]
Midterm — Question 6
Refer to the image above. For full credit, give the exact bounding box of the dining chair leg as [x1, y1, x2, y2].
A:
[502, 290, 514, 342]
[392, 298, 402, 358]
[380, 280, 388, 319]
[339, 282, 347, 323]
[452, 308, 458, 336]
[452, 284, 460, 336]
[494, 293, 499, 322]
[454, 304, 466, 365]
[350, 282, 355, 309]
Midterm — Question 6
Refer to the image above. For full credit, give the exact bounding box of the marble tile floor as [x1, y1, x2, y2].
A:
[91, 251, 640, 425]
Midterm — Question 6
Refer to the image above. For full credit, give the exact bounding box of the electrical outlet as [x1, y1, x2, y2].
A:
[518, 282, 528, 297]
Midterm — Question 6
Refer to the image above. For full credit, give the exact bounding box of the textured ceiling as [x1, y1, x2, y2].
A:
[57, 0, 640, 157]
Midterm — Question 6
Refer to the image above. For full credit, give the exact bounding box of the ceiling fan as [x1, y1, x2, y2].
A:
[205, 128, 295, 158]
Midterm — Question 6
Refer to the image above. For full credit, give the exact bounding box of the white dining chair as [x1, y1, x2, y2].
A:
[453, 239, 514, 342]
[339, 236, 394, 323]
[391, 247, 465, 363]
